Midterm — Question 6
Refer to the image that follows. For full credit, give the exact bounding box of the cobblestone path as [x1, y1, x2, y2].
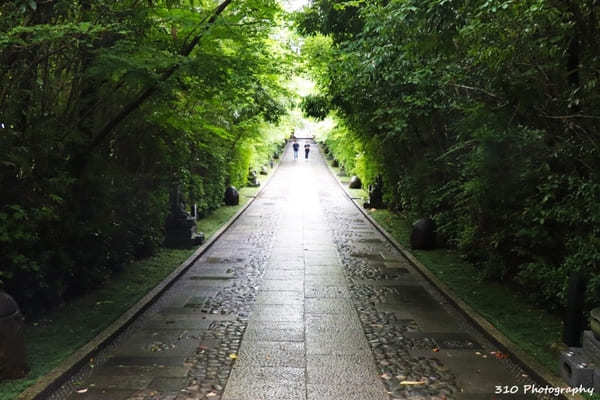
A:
[54, 141, 545, 400]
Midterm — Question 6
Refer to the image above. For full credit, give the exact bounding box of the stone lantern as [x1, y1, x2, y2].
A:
[0, 290, 27, 380]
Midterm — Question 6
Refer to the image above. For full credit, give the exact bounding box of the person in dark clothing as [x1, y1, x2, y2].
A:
[304, 142, 311, 159]
[292, 140, 300, 160]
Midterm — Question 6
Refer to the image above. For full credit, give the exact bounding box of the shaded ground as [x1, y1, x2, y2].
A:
[50, 141, 547, 400]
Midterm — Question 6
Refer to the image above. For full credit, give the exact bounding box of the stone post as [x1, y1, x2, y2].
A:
[563, 273, 586, 347]
[0, 291, 27, 380]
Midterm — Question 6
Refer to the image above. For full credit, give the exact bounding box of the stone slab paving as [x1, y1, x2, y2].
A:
[50, 141, 552, 400]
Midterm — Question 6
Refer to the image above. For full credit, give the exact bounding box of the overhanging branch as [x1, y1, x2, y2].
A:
[85, 0, 234, 156]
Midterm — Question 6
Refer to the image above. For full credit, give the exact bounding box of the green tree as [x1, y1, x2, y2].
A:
[0, 0, 292, 313]
[296, 0, 600, 310]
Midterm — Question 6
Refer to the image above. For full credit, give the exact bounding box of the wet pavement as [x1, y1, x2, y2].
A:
[51, 141, 547, 400]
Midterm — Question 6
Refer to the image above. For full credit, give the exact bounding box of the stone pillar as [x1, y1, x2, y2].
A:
[563, 273, 586, 347]
[0, 291, 27, 380]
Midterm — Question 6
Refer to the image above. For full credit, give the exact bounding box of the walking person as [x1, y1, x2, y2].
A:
[292, 139, 300, 160]
[304, 142, 311, 159]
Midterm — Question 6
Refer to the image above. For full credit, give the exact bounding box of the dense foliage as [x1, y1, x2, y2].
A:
[0, 0, 292, 313]
[297, 0, 600, 310]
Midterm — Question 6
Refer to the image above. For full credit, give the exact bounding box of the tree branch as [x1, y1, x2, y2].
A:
[84, 0, 234, 157]
[540, 113, 600, 120]
[448, 83, 501, 99]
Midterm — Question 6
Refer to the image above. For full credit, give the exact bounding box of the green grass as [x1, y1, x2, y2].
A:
[196, 185, 262, 239]
[0, 167, 274, 400]
[0, 249, 193, 400]
[348, 187, 367, 201]
[369, 209, 565, 375]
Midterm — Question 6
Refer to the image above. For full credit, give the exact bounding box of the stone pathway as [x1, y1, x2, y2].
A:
[52, 141, 547, 400]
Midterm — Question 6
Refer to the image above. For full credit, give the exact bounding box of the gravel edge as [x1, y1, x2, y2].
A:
[17, 151, 285, 400]
[316, 143, 578, 400]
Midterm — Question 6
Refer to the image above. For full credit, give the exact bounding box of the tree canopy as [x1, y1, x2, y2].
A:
[2, 0, 599, 314]
[0, 0, 294, 312]
[296, 0, 600, 309]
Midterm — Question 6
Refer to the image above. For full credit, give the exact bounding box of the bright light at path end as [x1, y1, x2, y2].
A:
[280, 0, 310, 12]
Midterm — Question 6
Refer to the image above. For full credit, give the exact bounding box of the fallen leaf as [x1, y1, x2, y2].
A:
[432, 347, 440, 352]
[76, 388, 88, 394]
[400, 380, 426, 385]
[207, 392, 217, 397]
[494, 351, 508, 359]
[229, 353, 237, 359]
[380, 373, 391, 380]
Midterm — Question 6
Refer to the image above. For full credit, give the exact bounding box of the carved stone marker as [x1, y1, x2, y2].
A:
[0, 291, 27, 380]
[365, 176, 384, 209]
[410, 218, 436, 250]
[164, 186, 204, 247]
[224, 186, 239, 206]
[247, 170, 260, 187]
[349, 176, 362, 189]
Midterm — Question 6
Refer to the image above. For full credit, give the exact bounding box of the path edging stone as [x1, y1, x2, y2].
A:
[17, 152, 285, 400]
[317, 144, 577, 400]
